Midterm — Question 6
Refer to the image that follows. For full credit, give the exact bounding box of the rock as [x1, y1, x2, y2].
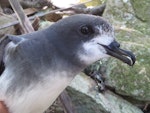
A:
[44, 99, 64, 113]
[103, 32, 150, 101]
[68, 73, 143, 113]
[103, 0, 150, 36]
[102, 0, 150, 101]
[130, 0, 150, 23]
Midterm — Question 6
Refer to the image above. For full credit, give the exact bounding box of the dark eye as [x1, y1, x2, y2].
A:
[80, 25, 93, 35]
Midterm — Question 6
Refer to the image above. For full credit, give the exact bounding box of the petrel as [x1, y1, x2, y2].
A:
[0, 14, 135, 113]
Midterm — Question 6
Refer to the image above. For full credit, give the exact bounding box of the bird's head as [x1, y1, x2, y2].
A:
[50, 14, 136, 68]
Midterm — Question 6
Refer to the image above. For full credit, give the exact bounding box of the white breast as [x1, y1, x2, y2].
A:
[1, 71, 74, 113]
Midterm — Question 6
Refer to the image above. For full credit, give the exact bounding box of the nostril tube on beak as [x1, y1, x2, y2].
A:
[108, 41, 120, 49]
[114, 41, 120, 48]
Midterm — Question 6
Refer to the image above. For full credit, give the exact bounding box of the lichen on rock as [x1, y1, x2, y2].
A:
[102, 0, 150, 101]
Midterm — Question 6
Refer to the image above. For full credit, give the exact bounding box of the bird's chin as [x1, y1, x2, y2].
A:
[98, 43, 136, 66]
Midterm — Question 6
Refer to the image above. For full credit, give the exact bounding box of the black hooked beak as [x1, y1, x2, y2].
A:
[99, 41, 136, 66]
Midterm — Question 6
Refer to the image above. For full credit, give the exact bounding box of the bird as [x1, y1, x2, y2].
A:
[0, 14, 136, 113]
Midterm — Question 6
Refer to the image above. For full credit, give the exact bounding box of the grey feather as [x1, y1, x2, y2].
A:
[0, 14, 135, 113]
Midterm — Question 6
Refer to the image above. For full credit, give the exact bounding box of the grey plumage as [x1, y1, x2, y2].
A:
[0, 14, 135, 113]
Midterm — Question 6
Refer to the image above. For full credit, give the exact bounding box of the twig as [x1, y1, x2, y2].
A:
[8, 0, 34, 33]
[0, 0, 92, 30]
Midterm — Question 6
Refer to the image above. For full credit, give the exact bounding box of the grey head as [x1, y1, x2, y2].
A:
[44, 14, 136, 68]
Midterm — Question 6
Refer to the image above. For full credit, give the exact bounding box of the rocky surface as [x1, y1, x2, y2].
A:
[102, 0, 150, 102]
[130, 0, 150, 23]
[68, 73, 143, 113]
[103, 0, 150, 36]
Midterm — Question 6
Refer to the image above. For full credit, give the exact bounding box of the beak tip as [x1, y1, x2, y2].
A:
[127, 55, 136, 66]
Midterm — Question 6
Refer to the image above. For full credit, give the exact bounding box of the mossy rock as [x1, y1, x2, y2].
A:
[130, 0, 150, 23]
[69, 74, 143, 113]
[103, 0, 150, 36]
[101, 0, 150, 101]
[66, 87, 106, 113]
[104, 30, 150, 101]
